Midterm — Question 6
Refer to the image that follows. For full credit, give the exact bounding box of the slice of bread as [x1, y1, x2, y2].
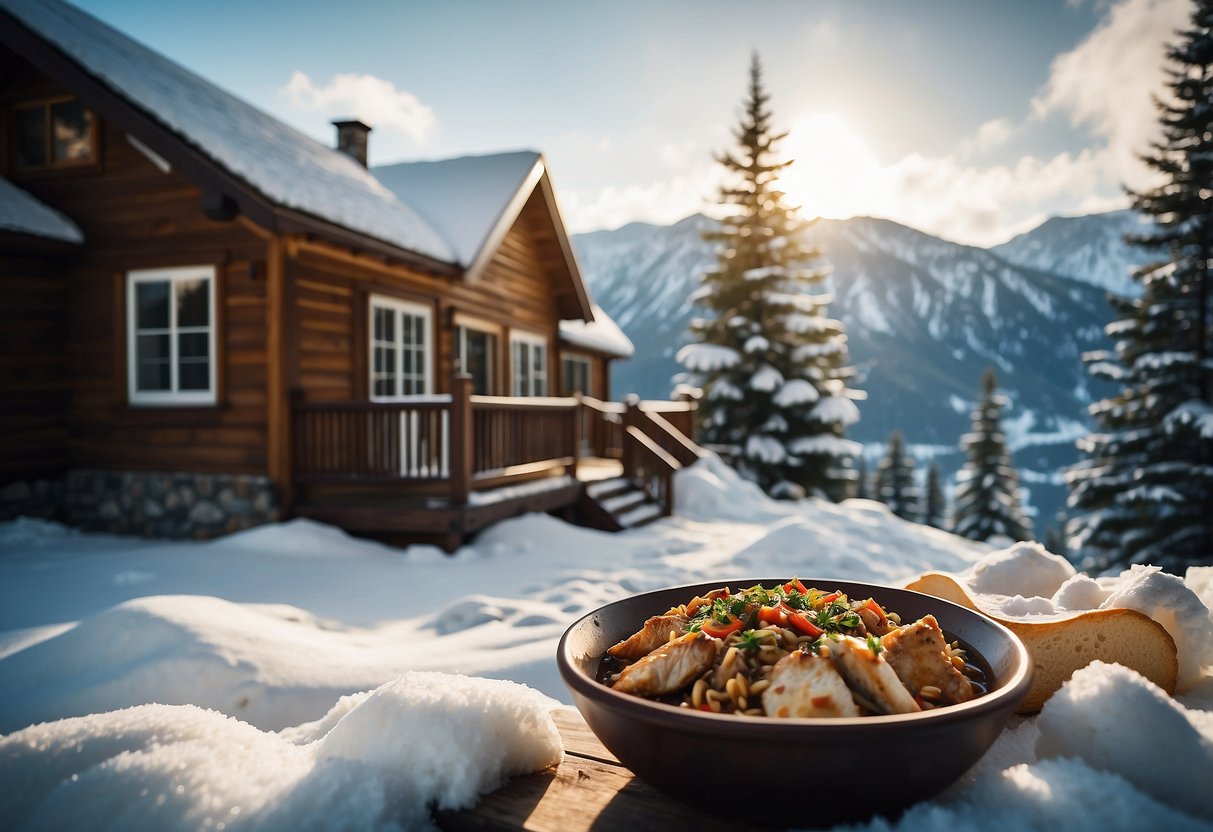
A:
[906, 571, 1179, 713]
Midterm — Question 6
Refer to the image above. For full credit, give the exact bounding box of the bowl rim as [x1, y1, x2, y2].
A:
[558, 577, 1033, 735]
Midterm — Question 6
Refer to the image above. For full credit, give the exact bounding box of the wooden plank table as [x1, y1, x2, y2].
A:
[437, 709, 765, 831]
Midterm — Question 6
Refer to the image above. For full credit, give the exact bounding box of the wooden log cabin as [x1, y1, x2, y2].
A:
[0, 0, 703, 549]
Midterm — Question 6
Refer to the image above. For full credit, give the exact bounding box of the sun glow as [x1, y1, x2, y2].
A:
[777, 112, 882, 221]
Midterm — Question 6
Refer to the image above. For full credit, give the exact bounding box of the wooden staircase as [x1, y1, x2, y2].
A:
[578, 476, 664, 531]
[574, 396, 705, 532]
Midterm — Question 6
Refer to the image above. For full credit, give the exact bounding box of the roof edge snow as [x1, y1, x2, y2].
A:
[0, 177, 84, 244]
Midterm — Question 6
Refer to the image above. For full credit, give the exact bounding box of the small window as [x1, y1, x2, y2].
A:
[455, 324, 497, 396]
[127, 266, 216, 405]
[562, 354, 592, 396]
[13, 98, 97, 171]
[370, 296, 432, 399]
[510, 331, 548, 397]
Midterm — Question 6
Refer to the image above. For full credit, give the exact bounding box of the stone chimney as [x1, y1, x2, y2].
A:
[332, 119, 371, 167]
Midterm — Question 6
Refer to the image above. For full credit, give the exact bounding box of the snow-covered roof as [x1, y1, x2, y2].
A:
[0, 177, 83, 243]
[373, 151, 542, 269]
[1, 0, 454, 264]
[559, 304, 635, 358]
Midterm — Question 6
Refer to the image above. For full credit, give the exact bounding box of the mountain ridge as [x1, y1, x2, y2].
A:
[572, 209, 1136, 530]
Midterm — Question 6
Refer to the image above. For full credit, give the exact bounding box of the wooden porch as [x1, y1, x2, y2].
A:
[290, 375, 704, 550]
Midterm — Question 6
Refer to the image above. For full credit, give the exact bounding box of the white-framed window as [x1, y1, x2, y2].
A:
[510, 331, 548, 397]
[126, 266, 216, 405]
[562, 353, 592, 396]
[370, 295, 432, 399]
[455, 323, 498, 396]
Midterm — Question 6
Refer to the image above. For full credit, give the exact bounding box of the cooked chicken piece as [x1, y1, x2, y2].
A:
[762, 650, 861, 718]
[611, 631, 717, 697]
[880, 615, 974, 705]
[825, 636, 920, 715]
[607, 613, 688, 660]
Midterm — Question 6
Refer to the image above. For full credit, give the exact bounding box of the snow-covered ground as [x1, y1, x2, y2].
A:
[1, 455, 1210, 830]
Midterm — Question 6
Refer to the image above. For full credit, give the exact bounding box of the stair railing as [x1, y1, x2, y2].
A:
[621, 425, 678, 518]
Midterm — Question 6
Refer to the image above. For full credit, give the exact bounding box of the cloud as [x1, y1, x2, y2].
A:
[563, 0, 1186, 246]
[870, 148, 1112, 245]
[560, 161, 723, 233]
[958, 117, 1017, 158]
[1031, 0, 1191, 190]
[282, 71, 436, 145]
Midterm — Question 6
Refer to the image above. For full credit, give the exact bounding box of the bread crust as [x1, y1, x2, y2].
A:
[906, 571, 1179, 713]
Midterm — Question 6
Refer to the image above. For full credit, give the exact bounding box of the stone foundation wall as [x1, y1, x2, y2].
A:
[0, 470, 279, 539]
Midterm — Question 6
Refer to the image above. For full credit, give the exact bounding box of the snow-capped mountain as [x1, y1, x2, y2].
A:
[991, 210, 1148, 297]
[573, 211, 1128, 533]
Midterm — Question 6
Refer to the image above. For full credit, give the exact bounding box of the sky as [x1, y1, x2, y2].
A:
[70, 0, 1191, 247]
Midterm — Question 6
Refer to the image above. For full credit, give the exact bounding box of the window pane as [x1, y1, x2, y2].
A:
[467, 330, 492, 395]
[375, 307, 393, 342]
[515, 343, 531, 395]
[51, 100, 93, 163]
[179, 359, 209, 391]
[136, 281, 170, 329]
[401, 314, 412, 347]
[15, 107, 46, 169]
[136, 334, 171, 391]
[178, 332, 208, 359]
[374, 377, 394, 397]
[176, 279, 209, 328]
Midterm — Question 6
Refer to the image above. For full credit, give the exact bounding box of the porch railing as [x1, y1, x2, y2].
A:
[293, 375, 581, 504]
[578, 395, 624, 459]
[291, 374, 703, 519]
[292, 396, 452, 483]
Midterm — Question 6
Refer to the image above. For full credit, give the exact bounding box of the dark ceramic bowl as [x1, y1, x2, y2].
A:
[558, 578, 1032, 827]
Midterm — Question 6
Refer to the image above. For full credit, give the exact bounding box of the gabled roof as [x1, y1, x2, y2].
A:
[0, 176, 83, 243]
[374, 151, 542, 269]
[375, 152, 593, 320]
[0, 0, 454, 265]
[0, 0, 601, 325]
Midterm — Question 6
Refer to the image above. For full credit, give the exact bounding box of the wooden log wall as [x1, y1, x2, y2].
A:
[2, 67, 270, 477]
[286, 186, 569, 403]
[0, 247, 71, 481]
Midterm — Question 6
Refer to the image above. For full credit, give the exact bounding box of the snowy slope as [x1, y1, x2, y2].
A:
[1, 459, 1211, 830]
[991, 210, 1150, 297]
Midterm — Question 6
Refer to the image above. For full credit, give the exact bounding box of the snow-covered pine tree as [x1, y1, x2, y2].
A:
[675, 53, 860, 500]
[923, 462, 947, 529]
[875, 431, 920, 521]
[1067, 0, 1213, 571]
[954, 369, 1032, 543]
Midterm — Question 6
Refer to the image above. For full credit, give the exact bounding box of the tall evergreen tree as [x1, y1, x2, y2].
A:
[676, 54, 860, 500]
[875, 431, 920, 521]
[954, 369, 1032, 543]
[854, 454, 873, 501]
[1067, 0, 1213, 571]
[923, 462, 947, 530]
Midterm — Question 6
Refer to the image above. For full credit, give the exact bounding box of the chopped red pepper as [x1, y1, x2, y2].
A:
[786, 611, 824, 638]
[782, 577, 808, 595]
[758, 605, 787, 627]
[701, 615, 744, 639]
[819, 591, 843, 605]
[860, 598, 888, 624]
